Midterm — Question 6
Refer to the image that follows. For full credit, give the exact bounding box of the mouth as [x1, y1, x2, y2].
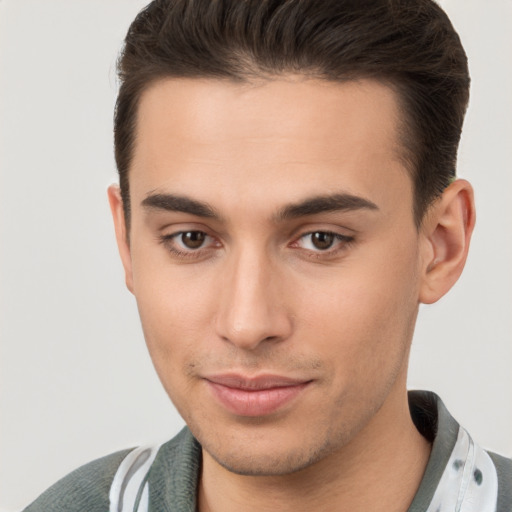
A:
[203, 373, 312, 417]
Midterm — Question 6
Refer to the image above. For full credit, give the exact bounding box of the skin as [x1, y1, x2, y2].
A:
[108, 77, 475, 511]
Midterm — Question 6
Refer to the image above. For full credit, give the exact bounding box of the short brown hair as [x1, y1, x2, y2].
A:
[115, 0, 470, 227]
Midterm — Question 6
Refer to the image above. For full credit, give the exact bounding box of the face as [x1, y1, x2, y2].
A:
[115, 77, 427, 475]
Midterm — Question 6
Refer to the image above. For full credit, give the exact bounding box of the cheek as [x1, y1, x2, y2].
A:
[131, 258, 215, 374]
[297, 244, 420, 377]
[133, 278, 212, 417]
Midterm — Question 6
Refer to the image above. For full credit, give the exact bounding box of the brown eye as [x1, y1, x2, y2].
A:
[310, 232, 335, 250]
[180, 231, 206, 249]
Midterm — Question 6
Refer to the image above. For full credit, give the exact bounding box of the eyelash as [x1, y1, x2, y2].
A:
[292, 231, 355, 258]
[158, 230, 355, 261]
[158, 231, 218, 260]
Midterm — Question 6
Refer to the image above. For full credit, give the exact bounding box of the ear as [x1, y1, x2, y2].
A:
[107, 184, 134, 293]
[419, 179, 476, 304]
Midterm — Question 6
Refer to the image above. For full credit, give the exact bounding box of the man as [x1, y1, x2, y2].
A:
[24, 0, 511, 511]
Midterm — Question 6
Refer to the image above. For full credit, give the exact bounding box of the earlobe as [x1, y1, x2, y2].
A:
[107, 184, 134, 293]
[419, 179, 476, 304]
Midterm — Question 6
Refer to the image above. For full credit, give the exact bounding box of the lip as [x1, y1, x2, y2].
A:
[204, 373, 312, 417]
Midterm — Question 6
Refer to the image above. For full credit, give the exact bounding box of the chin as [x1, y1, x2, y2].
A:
[195, 420, 341, 477]
[210, 446, 327, 476]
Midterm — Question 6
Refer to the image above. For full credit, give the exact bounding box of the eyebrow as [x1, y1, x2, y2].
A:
[141, 191, 379, 222]
[142, 193, 220, 219]
[275, 193, 379, 221]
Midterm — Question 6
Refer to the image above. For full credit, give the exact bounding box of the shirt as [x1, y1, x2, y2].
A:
[24, 390, 512, 511]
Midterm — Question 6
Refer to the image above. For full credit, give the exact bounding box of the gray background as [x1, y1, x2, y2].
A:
[1, 1, 511, 510]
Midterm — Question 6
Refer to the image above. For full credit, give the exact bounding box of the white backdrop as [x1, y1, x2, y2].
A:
[0, 1, 510, 510]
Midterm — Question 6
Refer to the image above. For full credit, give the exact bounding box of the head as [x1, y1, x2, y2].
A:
[114, 0, 470, 229]
[109, 0, 475, 477]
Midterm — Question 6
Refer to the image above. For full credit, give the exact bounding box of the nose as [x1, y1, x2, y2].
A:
[215, 247, 293, 351]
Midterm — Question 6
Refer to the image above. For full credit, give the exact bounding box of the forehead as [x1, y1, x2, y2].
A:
[130, 76, 411, 216]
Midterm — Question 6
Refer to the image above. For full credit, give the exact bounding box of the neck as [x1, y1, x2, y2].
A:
[198, 386, 431, 512]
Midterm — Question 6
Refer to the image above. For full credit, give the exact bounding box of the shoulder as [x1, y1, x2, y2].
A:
[22, 427, 200, 512]
[407, 390, 512, 512]
[488, 450, 512, 475]
[488, 451, 512, 512]
[23, 448, 133, 512]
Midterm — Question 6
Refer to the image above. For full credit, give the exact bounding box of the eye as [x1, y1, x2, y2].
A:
[177, 231, 208, 250]
[306, 232, 336, 250]
[159, 230, 219, 257]
[295, 231, 353, 252]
